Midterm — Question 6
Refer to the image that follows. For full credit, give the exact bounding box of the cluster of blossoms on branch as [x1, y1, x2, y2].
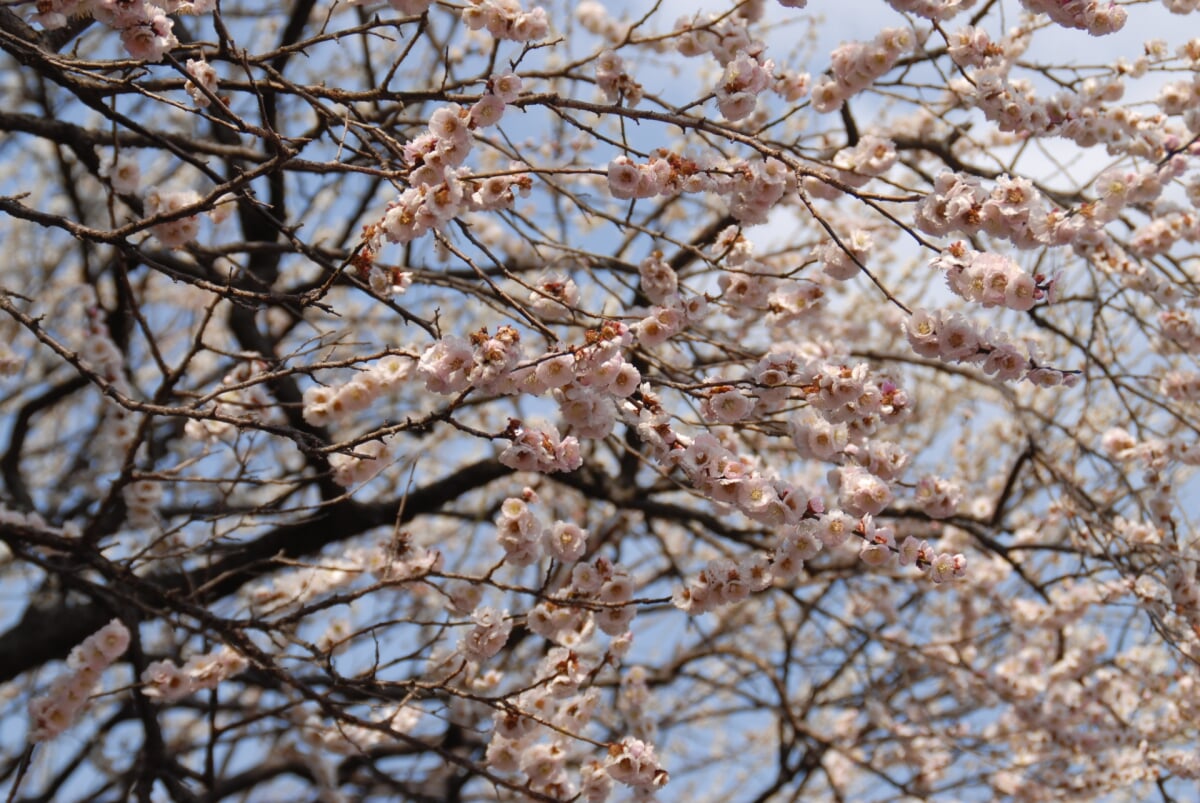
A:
[494, 491, 558, 566]
[715, 49, 776, 121]
[374, 75, 530, 247]
[473, 568, 651, 796]
[78, 300, 142, 454]
[28, 619, 130, 742]
[1019, 0, 1126, 35]
[498, 420, 583, 475]
[33, 0, 214, 61]
[905, 307, 1081, 385]
[608, 152, 794, 224]
[462, 0, 549, 42]
[595, 49, 642, 105]
[302, 355, 414, 428]
[930, 242, 1043, 312]
[98, 148, 233, 247]
[183, 57, 218, 107]
[240, 542, 443, 617]
[811, 27, 914, 113]
[915, 172, 1059, 250]
[184, 358, 276, 443]
[141, 646, 248, 702]
[675, 512, 966, 615]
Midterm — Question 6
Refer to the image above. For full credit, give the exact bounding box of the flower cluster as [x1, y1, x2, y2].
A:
[547, 520, 589, 563]
[1157, 310, 1200, 354]
[720, 155, 795, 224]
[946, 25, 1000, 68]
[1020, 0, 1126, 35]
[716, 50, 775, 121]
[100, 153, 140, 194]
[141, 646, 248, 702]
[595, 50, 642, 106]
[638, 254, 678, 304]
[329, 437, 394, 488]
[913, 475, 963, 519]
[915, 173, 1054, 250]
[592, 564, 637, 635]
[1093, 164, 1173, 223]
[414, 320, 642, 451]
[462, 0, 548, 41]
[457, 607, 513, 662]
[607, 155, 675, 201]
[673, 13, 763, 65]
[832, 135, 898, 186]
[499, 420, 582, 474]
[819, 230, 873, 281]
[811, 28, 914, 113]
[32, 1, 216, 61]
[608, 152, 794, 224]
[416, 334, 475, 394]
[495, 493, 544, 565]
[784, 356, 909, 438]
[1157, 75, 1200, 132]
[530, 557, 638, 638]
[79, 302, 140, 452]
[700, 386, 756, 424]
[790, 409, 850, 461]
[483, 638, 647, 798]
[832, 464, 893, 516]
[930, 242, 1041, 311]
[675, 432, 814, 527]
[905, 308, 1079, 385]
[415, 326, 528, 396]
[527, 273, 580, 320]
[183, 359, 275, 443]
[605, 737, 669, 792]
[885, 0, 973, 21]
[633, 299, 689, 348]
[376, 92, 531, 246]
[464, 550, 648, 799]
[859, 516, 967, 580]
[1128, 206, 1200, 258]
[1160, 370, 1200, 401]
[302, 355, 414, 427]
[28, 619, 130, 742]
[526, 597, 593, 649]
[952, 61, 1176, 159]
[576, 1, 625, 42]
[145, 188, 202, 248]
[184, 57, 218, 107]
[297, 704, 422, 757]
[101, 3, 178, 61]
[673, 552, 774, 613]
[1162, 563, 1200, 629]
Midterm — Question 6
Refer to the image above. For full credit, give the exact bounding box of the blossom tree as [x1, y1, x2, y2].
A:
[2, 0, 1200, 799]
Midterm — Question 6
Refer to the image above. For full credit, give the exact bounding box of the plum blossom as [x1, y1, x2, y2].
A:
[185, 57, 218, 107]
[100, 154, 140, 194]
[29, 620, 130, 742]
[499, 421, 582, 474]
[605, 737, 669, 790]
[458, 607, 513, 662]
[462, 0, 549, 41]
[145, 188, 202, 248]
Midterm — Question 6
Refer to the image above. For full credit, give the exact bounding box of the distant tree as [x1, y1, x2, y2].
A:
[2, 1, 1199, 800]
